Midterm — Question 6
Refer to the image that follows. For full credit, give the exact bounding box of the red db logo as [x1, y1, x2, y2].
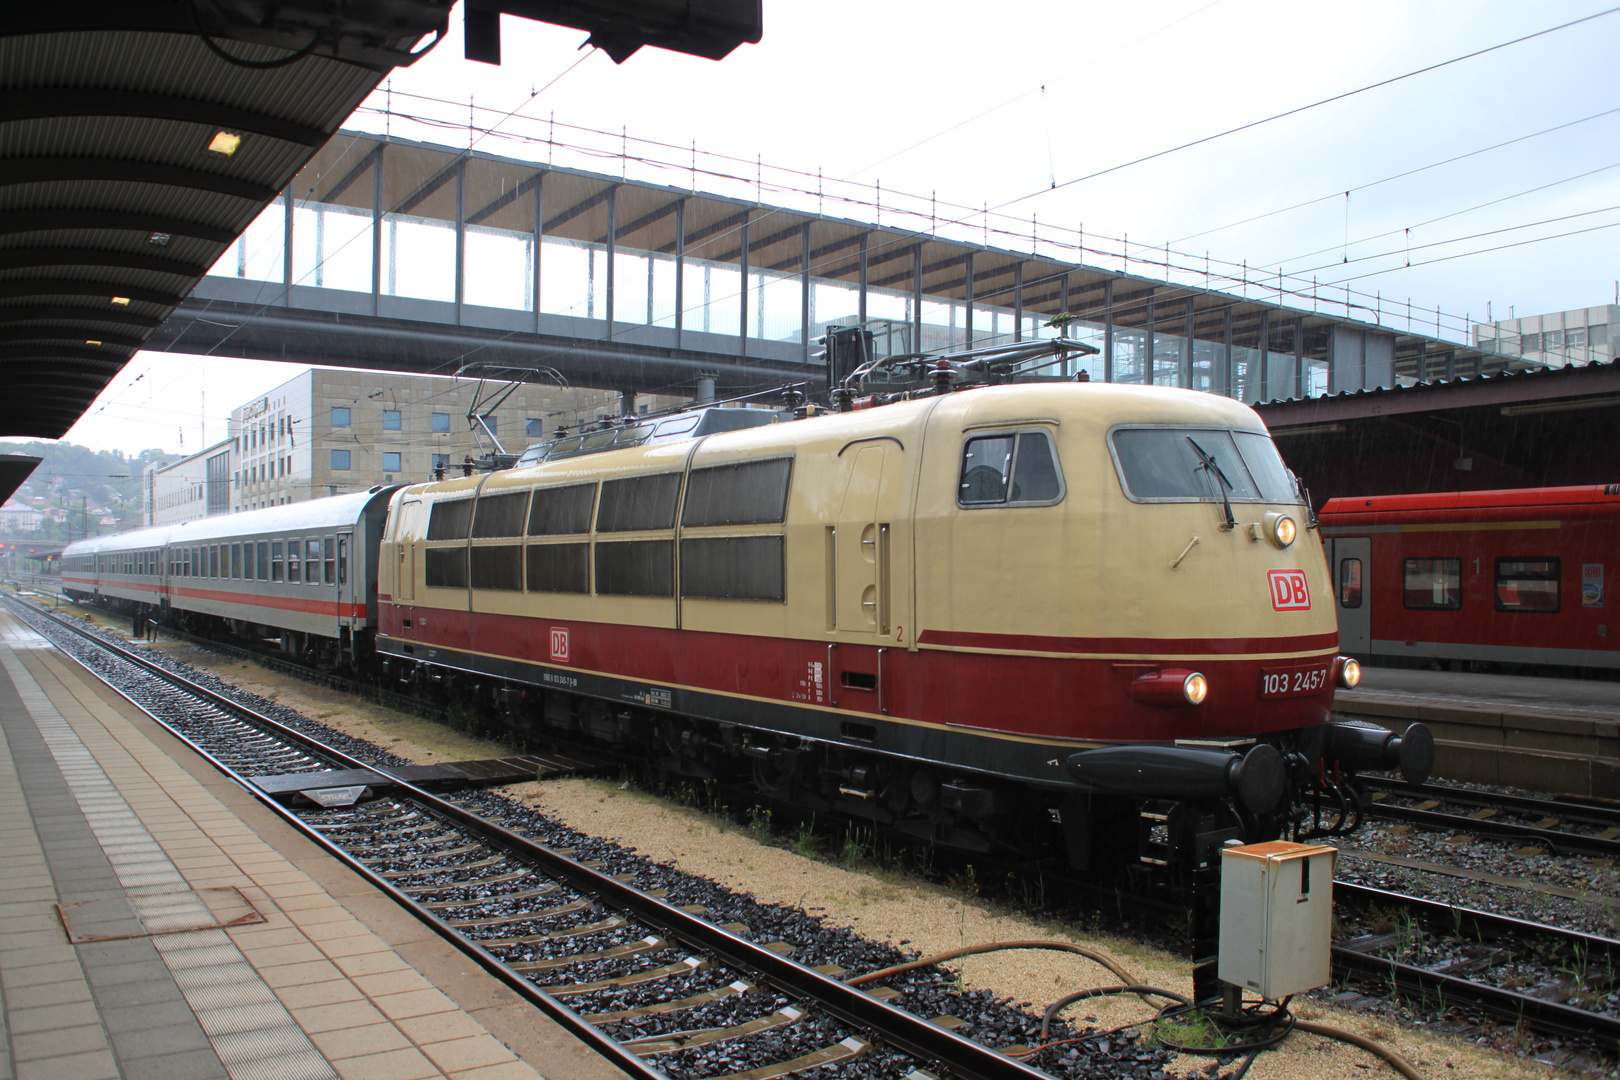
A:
[1267, 569, 1311, 611]
[549, 627, 570, 662]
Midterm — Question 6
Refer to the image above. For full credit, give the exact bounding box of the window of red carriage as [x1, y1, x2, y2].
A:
[1495, 557, 1560, 614]
[1402, 557, 1461, 611]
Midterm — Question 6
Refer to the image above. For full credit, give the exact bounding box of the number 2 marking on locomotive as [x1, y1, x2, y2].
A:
[1267, 569, 1310, 611]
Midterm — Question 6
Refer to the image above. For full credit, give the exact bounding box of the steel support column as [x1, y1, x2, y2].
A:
[1415, 339, 1428, 382]
[1292, 318, 1304, 399]
[1183, 296, 1195, 389]
[1060, 273, 1070, 373]
[858, 232, 868, 328]
[1255, 309, 1270, 403]
[532, 172, 543, 334]
[674, 198, 685, 349]
[454, 159, 466, 326]
[370, 146, 383, 317]
[1103, 278, 1114, 382]
[800, 222, 811, 363]
[605, 184, 617, 336]
[282, 184, 293, 307]
[738, 211, 750, 358]
[963, 251, 974, 347]
[1144, 292, 1155, 384]
[1013, 261, 1023, 342]
[1222, 306, 1233, 397]
[912, 245, 923, 353]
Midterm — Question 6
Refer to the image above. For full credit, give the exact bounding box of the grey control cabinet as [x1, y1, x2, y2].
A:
[1218, 840, 1337, 1001]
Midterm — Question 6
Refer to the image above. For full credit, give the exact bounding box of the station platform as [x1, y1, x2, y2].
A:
[1335, 666, 1620, 797]
[0, 610, 625, 1080]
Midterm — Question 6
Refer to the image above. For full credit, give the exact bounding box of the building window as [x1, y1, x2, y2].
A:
[525, 418, 544, 438]
[332, 407, 351, 427]
[331, 450, 351, 470]
[432, 413, 450, 433]
[382, 410, 401, 430]
[383, 452, 402, 472]
[481, 414, 497, 435]
[432, 453, 449, 471]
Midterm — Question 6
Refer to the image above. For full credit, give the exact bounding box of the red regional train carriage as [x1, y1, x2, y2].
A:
[1319, 484, 1620, 671]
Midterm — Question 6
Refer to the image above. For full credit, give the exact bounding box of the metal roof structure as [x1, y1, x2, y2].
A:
[0, 9, 443, 439]
[1257, 358, 1620, 502]
[1, 3, 762, 442]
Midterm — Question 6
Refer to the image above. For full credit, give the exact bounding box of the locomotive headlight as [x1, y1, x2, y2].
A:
[1337, 657, 1362, 689]
[1263, 512, 1297, 548]
[1182, 672, 1209, 705]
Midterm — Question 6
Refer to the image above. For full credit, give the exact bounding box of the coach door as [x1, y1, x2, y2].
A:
[1332, 537, 1371, 656]
[833, 442, 901, 635]
[335, 532, 354, 626]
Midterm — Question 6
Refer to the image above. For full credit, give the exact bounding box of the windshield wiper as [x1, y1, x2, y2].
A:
[1186, 437, 1236, 531]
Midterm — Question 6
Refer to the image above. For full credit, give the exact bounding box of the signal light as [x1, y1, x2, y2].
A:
[1336, 657, 1362, 689]
[1263, 512, 1297, 548]
[1183, 672, 1209, 705]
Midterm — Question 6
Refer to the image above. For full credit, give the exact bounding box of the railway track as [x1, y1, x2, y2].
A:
[19, 590, 1620, 1066]
[1356, 776, 1620, 859]
[7, 594, 1077, 1080]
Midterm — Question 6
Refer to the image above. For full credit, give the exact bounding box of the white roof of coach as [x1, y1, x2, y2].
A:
[166, 488, 397, 545]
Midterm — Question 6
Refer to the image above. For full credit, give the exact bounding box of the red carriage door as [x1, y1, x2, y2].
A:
[1332, 536, 1370, 656]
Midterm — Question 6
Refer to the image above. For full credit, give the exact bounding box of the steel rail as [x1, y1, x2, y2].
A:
[1356, 776, 1620, 828]
[1361, 802, 1620, 859]
[11, 597, 1056, 1080]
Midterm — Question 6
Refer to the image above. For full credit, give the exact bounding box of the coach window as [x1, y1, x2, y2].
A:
[231, 544, 242, 578]
[1496, 557, 1560, 613]
[959, 430, 1063, 507]
[306, 539, 321, 583]
[1402, 558, 1461, 610]
[1338, 558, 1363, 608]
[182, 548, 190, 576]
[324, 538, 337, 584]
[287, 540, 300, 581]
[243, 542, 256, 581]
[271, 542, 284, 581]
[257, 541, 270, 580]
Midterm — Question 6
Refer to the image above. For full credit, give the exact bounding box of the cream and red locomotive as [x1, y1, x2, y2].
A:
[374, 380, 1430, 873]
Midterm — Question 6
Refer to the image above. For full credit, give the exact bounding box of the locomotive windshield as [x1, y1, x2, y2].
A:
[1110, 427, 1300, 504]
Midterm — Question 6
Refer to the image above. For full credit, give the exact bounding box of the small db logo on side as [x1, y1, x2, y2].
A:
[1268, 569, 1311, 611]
[549, 627, 570, 663]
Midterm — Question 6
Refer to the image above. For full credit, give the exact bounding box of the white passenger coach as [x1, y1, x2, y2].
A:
[62, 486, 397, 668]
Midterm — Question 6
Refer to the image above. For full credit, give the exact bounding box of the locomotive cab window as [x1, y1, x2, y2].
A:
[1110, 427, 1300, 504]
[1403, 557, 1462, 610]
[958, 430, 1063, 507]
[1496, 557, 1559, 613]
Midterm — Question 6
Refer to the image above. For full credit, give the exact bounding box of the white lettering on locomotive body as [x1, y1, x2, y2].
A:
[1267, 569, 1311, 611]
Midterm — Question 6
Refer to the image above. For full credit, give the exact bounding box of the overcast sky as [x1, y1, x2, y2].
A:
[59, 0, 1620, 457]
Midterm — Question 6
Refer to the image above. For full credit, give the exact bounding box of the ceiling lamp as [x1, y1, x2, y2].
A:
[110, 297, 131, 306]
[207, 131, 242, 156]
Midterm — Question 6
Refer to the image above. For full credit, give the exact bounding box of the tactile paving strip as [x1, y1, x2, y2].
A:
[1, 646, 340, 1080]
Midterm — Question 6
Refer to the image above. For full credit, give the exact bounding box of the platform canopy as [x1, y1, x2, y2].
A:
[0, 2, 762, 441]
